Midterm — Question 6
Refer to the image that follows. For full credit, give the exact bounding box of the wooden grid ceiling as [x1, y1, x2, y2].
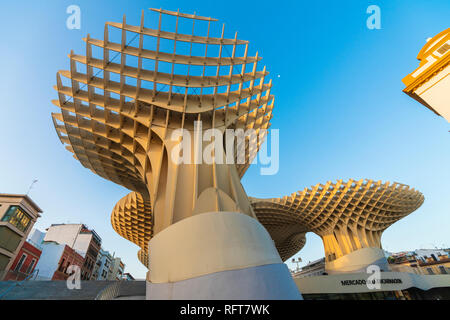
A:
[51, 8, 273, 191]
[251, 179, 424, 261]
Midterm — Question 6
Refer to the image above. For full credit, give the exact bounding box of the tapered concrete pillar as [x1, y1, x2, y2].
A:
[321, 229, 390, 274]
[146, 211, 302, 300]
[325, 247, 390, 274]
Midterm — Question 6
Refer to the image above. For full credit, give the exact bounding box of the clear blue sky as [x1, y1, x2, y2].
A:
[0, 0, 448, 278]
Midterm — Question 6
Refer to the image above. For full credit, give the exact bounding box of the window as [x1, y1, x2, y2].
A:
[87, 246, 97, 258]
[437, 43, 450, 55]
[427, 267, 434, 275]
[15, 254, 27, 272]
[1, 206, 32, 232]
[64, 260, 71, 274]
[58, 258, 66, 272]
[26, 258, 36, 274]
[439, 266, 447, 275]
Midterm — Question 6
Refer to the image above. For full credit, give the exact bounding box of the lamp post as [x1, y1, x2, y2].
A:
[26, 179, 38, 196]
[292, 257, 302, 273]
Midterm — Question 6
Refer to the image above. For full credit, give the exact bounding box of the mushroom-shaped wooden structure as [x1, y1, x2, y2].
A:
[251, 179, 424, 273]
[52, 8, 301, 300]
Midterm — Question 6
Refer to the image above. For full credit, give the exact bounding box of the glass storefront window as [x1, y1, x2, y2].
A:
[1, 206, 32, 232]
[302, 290, 400, 300]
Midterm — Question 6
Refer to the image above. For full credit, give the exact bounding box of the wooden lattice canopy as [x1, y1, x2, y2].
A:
[112, 179, 423, 267]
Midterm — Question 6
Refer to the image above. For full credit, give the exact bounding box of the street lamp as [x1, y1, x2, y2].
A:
[291, 257, 302, 273]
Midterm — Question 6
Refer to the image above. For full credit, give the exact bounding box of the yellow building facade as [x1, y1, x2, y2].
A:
[403, 28, 450, 122]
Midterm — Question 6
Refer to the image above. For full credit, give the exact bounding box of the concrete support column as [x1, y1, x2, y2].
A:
[146, 211, 302, 300]
[325, 247, 391, 274]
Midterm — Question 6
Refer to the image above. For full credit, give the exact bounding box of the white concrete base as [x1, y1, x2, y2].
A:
[147, 263, 302, 300]
[146, 211, 302, 300]
[326, 248, 390, 275]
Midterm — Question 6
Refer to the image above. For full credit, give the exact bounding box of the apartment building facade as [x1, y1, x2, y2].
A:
[92, 248, 114, 280]
[108, 257, 125, 281]
[0, 194, 42, 280]
[44, 223, 102, 280]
